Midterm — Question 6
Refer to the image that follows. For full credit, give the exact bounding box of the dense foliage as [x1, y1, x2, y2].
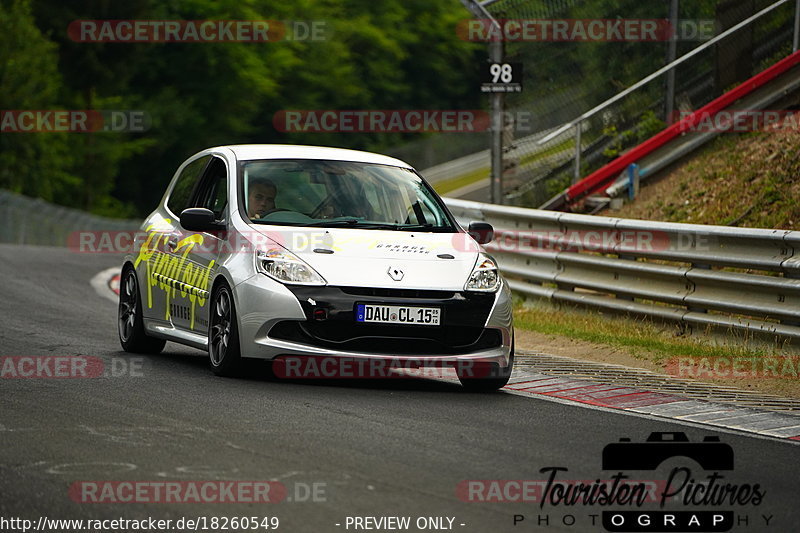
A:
[1, 0, 482, 216]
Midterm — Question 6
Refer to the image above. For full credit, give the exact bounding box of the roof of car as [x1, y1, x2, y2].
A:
[218, 144, 413, 169]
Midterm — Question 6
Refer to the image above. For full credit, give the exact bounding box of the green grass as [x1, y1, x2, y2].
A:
[433, 166, 489, 195]
[432, 138, 575, 196]
[514, 300, 782, 363]
[518, 138, 574, 167]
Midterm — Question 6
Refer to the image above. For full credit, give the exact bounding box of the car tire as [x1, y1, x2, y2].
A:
[458, 338, 514, 392]
[208, 282, 243, 377]
[118, 266, 166, 354]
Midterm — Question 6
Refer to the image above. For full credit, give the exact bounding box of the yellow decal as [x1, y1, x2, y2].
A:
[133, 224, 214, 330]
[133, 222, 170, 309]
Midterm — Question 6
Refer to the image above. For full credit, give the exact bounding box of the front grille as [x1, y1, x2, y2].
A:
[339, 287, 455, 299]
[273, 285, 500, 354]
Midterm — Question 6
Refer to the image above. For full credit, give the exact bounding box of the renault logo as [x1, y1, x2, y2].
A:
[387, 267, 404, 281]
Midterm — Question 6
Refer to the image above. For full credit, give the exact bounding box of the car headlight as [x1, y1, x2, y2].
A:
[465, 253, 500, 292]
[256, 248, 326, 286]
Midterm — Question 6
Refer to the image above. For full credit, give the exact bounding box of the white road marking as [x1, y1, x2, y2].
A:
[91, 266, 121, 303]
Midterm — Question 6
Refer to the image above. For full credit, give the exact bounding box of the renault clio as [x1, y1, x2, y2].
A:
[118, 145, 514, 390]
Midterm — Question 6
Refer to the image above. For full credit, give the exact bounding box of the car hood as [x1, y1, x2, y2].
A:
[247, 225, 481, 290]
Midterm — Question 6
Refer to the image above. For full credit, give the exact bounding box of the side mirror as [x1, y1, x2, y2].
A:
[468, 222, 494, 245]
[180, 208, 222, 232]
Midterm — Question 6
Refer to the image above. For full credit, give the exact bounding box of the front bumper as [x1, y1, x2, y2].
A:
[234, 277, 513, 367]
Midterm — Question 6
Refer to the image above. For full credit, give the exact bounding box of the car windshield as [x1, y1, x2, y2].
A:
[240, 159, 457, 231]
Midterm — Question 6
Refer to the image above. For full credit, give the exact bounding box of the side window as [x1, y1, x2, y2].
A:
[194, 157, 228, 221]
[167, 155, 210, 216]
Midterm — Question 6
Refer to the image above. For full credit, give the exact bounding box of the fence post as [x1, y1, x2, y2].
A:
[665, 0, 679, 122]
[794, 0, 800, 52]
[572, 121, 582, 184]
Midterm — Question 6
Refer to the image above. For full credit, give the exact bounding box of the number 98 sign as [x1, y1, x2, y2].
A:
[481, 62, 523, 93]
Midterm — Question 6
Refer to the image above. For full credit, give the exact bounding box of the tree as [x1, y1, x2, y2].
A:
[0, 0, 77, 202]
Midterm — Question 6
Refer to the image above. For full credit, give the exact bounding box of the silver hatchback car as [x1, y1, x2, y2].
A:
[118, 145, 514, 390]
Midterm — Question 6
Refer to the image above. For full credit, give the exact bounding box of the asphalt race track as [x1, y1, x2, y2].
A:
[0, 244, 797, 533]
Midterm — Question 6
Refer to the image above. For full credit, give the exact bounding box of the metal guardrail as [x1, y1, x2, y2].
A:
[445, 197, 800, 342]
[0, 189, 140, 246]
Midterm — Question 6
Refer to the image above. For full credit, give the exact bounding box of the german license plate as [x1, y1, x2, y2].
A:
[356, 304, 441, 326]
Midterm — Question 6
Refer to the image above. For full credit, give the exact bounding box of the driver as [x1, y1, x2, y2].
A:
[247, 178, 277, 219]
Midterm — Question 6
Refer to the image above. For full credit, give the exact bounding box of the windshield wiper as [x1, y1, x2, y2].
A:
[394, 223, 435, 230]
[306, 219, 361, 227]
[310, 220, 425, 230]
[302, 220, 445, 231]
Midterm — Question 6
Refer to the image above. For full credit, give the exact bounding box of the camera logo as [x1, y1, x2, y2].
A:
[602, 432, 734, 471]
[598, 432, 763, 532]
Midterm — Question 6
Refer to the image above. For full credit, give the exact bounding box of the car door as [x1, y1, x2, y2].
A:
[139, 154, 211, 326]
[166, 155, 228, 334]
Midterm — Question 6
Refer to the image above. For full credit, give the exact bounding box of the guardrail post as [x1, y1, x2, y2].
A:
[686, 263, 710, 314]
[616, 252, 636, 301]
[628, 163, 640, 201]
[782, 268, 800, 326]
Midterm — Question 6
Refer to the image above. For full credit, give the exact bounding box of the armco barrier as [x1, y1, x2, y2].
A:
[0, 189, 139, 246]
[445, 197, 800, 341]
